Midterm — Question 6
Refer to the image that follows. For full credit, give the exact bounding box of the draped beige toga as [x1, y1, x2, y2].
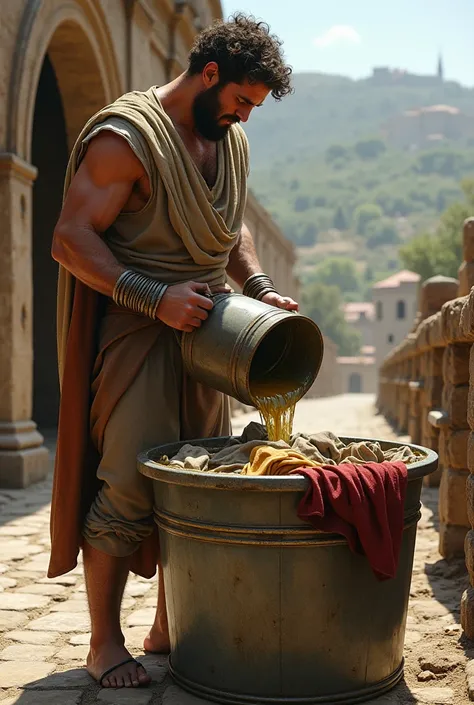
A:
[48, 87, 249, 578]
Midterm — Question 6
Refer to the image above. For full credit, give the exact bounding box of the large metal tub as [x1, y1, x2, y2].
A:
[138, 436, 438, 705]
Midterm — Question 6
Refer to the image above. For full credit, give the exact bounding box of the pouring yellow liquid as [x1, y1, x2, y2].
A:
[250, 380, 304, 443]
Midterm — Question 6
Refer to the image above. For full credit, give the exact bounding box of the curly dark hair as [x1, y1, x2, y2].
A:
[187, 13, 293, 101]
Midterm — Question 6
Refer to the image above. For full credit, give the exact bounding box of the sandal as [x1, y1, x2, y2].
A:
[99, 657, 145, 687]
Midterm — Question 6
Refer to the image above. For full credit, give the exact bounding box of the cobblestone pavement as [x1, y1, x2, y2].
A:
[0, 394, 472, 704]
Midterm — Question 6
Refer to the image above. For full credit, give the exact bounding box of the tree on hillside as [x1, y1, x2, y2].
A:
[354, 138, 386, 160]
[333, 206, 348, 230]
[302, 282, 362, 356]
[400, 179, 474, 280]
[294, 196, 310, 212]
[325, 144, 350, 164]
[366, 219, 400, 248]
[414, 149, 464, 178]
[313, 195, 327, 207]
[436, 191, 447, 213]
[374, 191, 412, 217]
[353, 203, 383, 235]
[312, 257, 360, 294]
[300, 224, 318, 246]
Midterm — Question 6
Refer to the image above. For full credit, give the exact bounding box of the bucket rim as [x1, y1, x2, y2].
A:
[244, 309, 325, 399]
[138, 435, 438, 491]
[212, 294, 325, 404]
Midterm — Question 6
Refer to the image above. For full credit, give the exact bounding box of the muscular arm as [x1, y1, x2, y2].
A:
[225, 222, 261, 288]
[226, 222, 299, 311]
[51, 131, 143, 296]
[52, 131, 214, 331]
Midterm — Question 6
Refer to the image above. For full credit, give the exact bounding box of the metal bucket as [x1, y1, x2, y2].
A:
[181, 293, 324, 406]
[138, 437, 438, 705]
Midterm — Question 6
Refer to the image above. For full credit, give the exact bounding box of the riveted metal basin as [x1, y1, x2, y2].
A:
[138, 437, 438, 705]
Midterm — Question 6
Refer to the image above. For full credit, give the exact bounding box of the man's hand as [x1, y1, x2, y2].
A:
[156, 282, 214, 332]
[261, 291, 299, 312]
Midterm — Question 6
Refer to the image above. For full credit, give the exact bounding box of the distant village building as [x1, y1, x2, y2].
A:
[437, 53, 444, 82]
[370, 56, 445, 88]
[342, 302, 374, 347]
[372, 270, 421, 369]
[307, 336, 339, 399]
[335, 303, 377, 394]
[336, 353, 377, 395]
[320, 270, 421, 396]
[307, 304, 377, 398]
[384, 104, 472, 150]
[373, 56, 474, 149]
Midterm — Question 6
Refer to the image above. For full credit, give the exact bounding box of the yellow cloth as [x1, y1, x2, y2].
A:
[242, 445, 323, 476]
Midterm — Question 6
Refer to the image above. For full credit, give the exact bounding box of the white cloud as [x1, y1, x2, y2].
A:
[313, 25, 361, 49]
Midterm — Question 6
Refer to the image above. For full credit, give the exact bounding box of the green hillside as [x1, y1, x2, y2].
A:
[243, 72, 474, 350]
[250, 140, 474, 248]
[245, 73, 474, 163]
[245, 73, 474, 274]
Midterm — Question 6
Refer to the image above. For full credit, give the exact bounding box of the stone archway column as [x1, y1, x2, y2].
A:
[0, 152, 49, 488]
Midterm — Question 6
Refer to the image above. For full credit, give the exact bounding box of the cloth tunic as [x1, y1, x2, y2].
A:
[48, 87, 249, 578]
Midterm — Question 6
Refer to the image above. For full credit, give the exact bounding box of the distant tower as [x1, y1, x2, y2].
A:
[437, 53, 444, 82]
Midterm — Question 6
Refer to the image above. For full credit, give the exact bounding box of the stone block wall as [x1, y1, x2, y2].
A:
[458, 218, 474, 297]
[377, 217, 474, 638]
[422, 347, 444, 486]
[408, 355, 422, 445]
[437, 343, 470, 556]
[462, 343, 474, 638]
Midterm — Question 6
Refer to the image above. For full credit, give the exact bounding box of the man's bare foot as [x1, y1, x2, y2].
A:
[143, 625, 171, 654]
[87, 641, 151, 688]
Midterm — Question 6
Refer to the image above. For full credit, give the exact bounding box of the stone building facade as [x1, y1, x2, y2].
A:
[0, 0, 299, 488]
[384, 105, 473, 150]
[342, 302, 374, 347]
[336, 354, 377, 395]
[372, 270, 421, 369]
[332, 270, 419, 393]
[306, 336, 339, 399]
[328, 275, 420, 396]
[335, 302, 377, 394]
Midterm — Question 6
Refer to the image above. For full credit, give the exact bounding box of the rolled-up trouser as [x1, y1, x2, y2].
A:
[83, 319, 230, 557]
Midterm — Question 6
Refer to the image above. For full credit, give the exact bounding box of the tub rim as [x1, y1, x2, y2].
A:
[138, 435, 438, 491]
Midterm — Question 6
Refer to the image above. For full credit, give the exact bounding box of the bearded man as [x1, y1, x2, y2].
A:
[49, 13, 296, 689]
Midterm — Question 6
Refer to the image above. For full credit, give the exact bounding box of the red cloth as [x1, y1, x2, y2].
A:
[291, 461, 408, 581]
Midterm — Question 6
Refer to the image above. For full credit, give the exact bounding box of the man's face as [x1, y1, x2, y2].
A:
[193, 79, 270, 142]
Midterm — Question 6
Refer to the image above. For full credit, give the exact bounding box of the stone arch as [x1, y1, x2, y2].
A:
[8, 0, 123, 161]
[9, 1, 122, 431]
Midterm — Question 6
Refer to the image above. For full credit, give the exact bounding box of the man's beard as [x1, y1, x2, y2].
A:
[192, 84, 239, 141]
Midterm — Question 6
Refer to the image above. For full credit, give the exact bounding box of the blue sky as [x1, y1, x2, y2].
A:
[221, 0, 473, 86]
